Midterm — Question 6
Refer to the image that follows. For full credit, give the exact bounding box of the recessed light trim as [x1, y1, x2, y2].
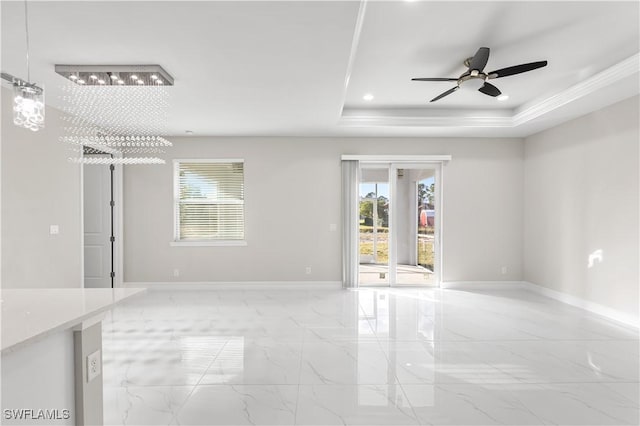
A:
[363, 93, 374, 101]
[497, 94, 509, 101]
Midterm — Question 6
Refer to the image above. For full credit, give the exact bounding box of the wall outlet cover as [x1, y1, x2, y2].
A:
[87, 350, 101, 383]
[49, 225, 59, 235]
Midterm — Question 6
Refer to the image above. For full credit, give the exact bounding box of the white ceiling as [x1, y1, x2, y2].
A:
[1, 1, 638, 138]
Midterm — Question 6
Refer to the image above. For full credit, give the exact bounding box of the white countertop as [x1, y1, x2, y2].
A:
[1, 288, 145, 353]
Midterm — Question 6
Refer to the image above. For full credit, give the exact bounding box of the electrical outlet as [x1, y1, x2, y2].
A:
[86, 350, 101, 383]
[501, 266, 508, 275]
[173, 268, 180, 277]
[305, 266, 312, 275]
[49, 225, 59, 235]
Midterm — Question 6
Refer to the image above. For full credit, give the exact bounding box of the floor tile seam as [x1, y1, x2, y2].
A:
[169, 339, 232, 423]
[294, 316, 310, 426]
[154, 380, 640, 388]
[372, 338, 640, 342]
[378, 380, 640, 386]
[395, 381, 428, 425]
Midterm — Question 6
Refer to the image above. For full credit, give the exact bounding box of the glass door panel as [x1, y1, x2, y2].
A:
[394, 167, 437, 286]
[415, 173, 436, 285]
[359, 172, 390, 286]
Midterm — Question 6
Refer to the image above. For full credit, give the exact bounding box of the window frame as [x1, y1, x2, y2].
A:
[171, 158, 247, 247]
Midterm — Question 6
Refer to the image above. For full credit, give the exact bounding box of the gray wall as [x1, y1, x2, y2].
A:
[124, 137, 524, 283]
[1, 88, 82, 288]
[524, 96, 639, 321]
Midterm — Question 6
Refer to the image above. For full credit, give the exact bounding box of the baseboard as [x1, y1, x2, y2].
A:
[122, 281, 343, 290]
[440, 281, 525, 290]
[523, 281, 640, 330]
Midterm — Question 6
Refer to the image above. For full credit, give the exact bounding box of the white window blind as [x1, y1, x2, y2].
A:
[174, 160, 244, 241]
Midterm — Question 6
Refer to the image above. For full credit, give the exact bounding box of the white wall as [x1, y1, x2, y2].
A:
[524, 96, 639, 322]
[1, 88, 82, 288]
[124, 137, 523, 284]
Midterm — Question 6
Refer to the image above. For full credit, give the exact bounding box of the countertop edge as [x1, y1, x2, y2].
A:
[1, 288, 146, 354]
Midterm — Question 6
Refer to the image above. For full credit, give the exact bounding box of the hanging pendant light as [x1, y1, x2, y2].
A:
[12, 80, 45, 132]
[1, 0, 45, 131]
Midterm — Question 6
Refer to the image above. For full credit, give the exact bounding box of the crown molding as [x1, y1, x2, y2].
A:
[339, 53, 640, 130]
[340, 113, 513, 128]
[513, 53, 640, 126]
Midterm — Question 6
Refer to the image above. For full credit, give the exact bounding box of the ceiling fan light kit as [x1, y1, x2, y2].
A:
[412, 47, 548, 102]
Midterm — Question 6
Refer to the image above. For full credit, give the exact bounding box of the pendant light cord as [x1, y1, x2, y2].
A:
[24, 0, 30, 82]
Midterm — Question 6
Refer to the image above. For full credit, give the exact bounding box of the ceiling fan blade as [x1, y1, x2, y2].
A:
[478, 82, 501, 97]
[488, 61, 548, 79]
[411, 78, 458, 82]
[468, 47, 490, 72]
[430, 86, 459, 102]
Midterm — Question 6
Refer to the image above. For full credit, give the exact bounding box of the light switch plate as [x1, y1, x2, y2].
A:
[87, 350, 101, 383]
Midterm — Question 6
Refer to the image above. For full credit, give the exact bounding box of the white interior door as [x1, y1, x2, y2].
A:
[83, 159, 112, 288]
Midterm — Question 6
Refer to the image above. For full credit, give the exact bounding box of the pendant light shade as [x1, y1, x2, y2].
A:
[13, 80, 44, 132]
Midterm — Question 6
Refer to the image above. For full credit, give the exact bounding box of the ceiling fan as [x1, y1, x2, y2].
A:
[412, 47, 548, 102]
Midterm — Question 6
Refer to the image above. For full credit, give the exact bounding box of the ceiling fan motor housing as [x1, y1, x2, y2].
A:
[458, 73, 487, 90]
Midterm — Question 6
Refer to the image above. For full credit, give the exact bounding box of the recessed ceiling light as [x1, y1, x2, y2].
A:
[363, 93, 374, 101]
[497, 94, 509, 101]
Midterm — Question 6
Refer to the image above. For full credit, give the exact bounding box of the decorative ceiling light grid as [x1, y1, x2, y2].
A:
[58, 65, 174, 165]
[55, 64, 174, 87]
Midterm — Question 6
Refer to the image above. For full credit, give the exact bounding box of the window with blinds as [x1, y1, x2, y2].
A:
[174, 160, 245, 241]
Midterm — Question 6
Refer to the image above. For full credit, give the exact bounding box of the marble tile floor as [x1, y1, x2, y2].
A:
[102, 287, 639, 425]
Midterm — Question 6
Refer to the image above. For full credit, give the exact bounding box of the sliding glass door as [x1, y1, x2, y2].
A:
[358, 162, 441, 287]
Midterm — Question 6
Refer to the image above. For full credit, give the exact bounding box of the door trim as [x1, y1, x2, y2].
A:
[342, 155, 452, 163]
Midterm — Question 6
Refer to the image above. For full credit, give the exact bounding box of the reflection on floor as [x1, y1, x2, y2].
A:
[102, 287, 639, 425]
[359, 263, 435, 286]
